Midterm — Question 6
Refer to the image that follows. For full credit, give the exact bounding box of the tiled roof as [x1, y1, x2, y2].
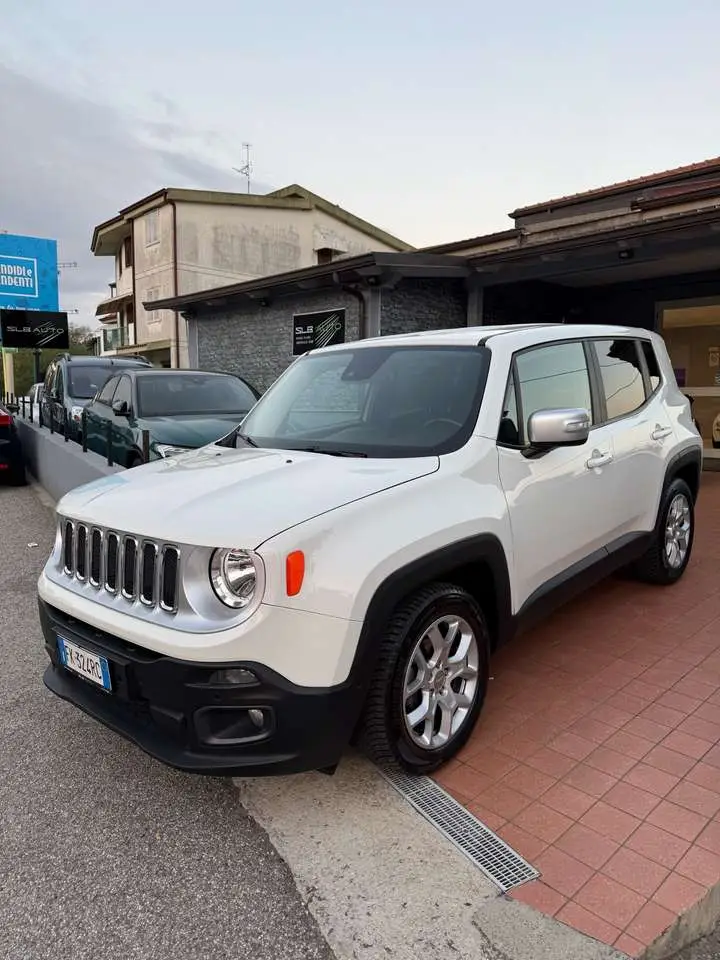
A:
[510, 156, 720, 218]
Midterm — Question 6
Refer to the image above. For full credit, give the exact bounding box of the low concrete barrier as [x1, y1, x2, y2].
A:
[16, 418, 123, 504]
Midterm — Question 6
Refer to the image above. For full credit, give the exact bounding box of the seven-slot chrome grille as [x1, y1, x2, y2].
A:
[60, 519, 180, 613]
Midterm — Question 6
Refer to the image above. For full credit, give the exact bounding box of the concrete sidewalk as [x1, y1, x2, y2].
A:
[236, 757, 626, 960]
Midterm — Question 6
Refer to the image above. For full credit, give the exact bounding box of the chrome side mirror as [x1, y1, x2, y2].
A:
[526, 408, 590, 451]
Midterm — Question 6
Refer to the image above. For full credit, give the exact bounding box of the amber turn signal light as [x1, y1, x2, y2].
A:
[286, 551, 305, 596]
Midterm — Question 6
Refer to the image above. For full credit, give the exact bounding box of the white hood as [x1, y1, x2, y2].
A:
[56, 445, 439, 547]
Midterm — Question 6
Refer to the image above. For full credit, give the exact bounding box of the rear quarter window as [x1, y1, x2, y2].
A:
[593, 339, 646, 420]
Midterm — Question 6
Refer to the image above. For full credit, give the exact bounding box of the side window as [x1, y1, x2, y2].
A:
[497, 371, 521, 446]
[515, 342, 593, 442]
[594, 339, 646, 420]
[112, 377, 132, 411]
[639, 340, 662, 394]
[55, 367, 65, 400]
[97, 376, 119, 405]
[44, 363, 56, 394]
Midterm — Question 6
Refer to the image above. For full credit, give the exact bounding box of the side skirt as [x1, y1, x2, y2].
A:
[510, 531, 653, 640]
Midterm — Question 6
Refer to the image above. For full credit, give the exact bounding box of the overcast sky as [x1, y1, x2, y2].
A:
[2, 0, 720, 326]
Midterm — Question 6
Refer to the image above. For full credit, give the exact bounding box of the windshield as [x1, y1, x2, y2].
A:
[237, 344, 490, 458]
[137, 373, 257, 418]
[68, 366, 114, 400]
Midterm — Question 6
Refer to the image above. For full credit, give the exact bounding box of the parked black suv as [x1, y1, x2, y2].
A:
[41, 354, 151, 440]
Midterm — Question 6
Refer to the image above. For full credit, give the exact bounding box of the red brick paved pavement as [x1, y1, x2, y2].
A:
[432, 474, 720, 958]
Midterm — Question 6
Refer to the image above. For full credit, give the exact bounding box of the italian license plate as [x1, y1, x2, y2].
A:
[57, 636, 112, 692]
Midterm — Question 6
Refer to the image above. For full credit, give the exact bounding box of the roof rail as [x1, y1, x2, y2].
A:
[115, 353, 152, 364]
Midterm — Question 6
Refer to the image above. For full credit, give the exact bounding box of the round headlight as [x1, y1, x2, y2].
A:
[210, 548, 258, 609]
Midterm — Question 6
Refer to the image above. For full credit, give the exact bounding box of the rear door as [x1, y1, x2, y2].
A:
[590, 336, 672, 537]
[497, 339, 620, 610]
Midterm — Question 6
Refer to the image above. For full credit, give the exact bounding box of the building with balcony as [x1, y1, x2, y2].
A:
[91, 184, 411, 367]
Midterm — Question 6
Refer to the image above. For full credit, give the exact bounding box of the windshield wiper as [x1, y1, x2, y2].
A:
[216, 427, 259, 449]
[291, 446, 367, 458]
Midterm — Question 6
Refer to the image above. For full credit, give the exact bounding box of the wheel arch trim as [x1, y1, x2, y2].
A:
[347, 534, 512, 714]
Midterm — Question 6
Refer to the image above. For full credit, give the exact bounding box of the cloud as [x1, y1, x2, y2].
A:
[0, 64, 272, 327]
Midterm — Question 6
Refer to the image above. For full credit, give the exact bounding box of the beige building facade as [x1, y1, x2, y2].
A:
[91, 184, 411, 367]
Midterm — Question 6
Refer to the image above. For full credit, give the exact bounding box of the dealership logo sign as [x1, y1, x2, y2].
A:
[293, 309, 346, 355]
[0, 309, 70, 350]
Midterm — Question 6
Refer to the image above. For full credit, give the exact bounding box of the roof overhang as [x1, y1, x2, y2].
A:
[510, 156, 720, 219]
[150, 252, 469, 314]
[467, 206, 720, 288]
[92, 218, 132, 257]
[95, 292, 133, 317]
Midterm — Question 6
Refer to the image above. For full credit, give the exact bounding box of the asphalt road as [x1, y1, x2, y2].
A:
[0, 483, 334, 960]
[670, 928, 720, 960]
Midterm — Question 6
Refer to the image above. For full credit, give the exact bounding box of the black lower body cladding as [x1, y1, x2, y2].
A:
[39, 599, 364, 776]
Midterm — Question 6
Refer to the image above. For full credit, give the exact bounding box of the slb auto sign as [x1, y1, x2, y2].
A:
[0, 233, 59, 312]
[0, 309, 69, 350]
[293, 309, 346, 356]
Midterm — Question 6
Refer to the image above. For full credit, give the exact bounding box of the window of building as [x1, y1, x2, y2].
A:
[640, 339, 662, 393]
[123, 236, 133, 268]
[515, 341, 593, 442]
[594, 339, 646, 420]
[145, 210, 159, 246]
[145, 288, 161, 322]
[316, 248, 335, 266]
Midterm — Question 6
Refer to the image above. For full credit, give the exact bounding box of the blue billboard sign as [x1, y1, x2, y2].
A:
[0, 233, 59, 313]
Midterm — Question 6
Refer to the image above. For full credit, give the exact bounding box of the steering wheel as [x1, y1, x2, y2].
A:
[423, 418, 463, 430]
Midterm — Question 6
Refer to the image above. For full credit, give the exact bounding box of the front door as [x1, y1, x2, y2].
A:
[497, 339, 622, 611]
[108, 375, 135, 465]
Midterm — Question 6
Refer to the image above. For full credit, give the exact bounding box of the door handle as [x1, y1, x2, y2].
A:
[651, 425, 673, 441]
[586, 450, 613, 470]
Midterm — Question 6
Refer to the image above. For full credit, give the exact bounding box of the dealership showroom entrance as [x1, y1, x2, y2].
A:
[660, 298, 720, 463]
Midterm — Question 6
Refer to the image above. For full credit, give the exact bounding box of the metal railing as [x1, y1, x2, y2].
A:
[102, 325, 136, 352]
[3, 392, 151, 468]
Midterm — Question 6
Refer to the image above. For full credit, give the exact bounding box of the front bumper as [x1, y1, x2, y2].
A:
[40, 599, 365, 776]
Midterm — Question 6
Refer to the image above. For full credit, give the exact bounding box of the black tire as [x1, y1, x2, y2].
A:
[358, 582, 490, 774]
[127, 453, 143, 469]
[629, 478, 695, 585]
[7, 460, 27, 486]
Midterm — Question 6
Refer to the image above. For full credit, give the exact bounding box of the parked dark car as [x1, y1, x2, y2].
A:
[41, 354, 152, 440]
[83, 369, 260, 467]
[0, 402, 26, 485]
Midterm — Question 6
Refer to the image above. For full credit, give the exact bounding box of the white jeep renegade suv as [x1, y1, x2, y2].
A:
[38, 324, 702, 776]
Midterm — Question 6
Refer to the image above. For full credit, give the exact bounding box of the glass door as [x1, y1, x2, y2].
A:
[659, 299, 720, 462]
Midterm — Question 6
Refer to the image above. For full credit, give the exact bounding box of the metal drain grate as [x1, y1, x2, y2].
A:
[379, 765, 539, 892]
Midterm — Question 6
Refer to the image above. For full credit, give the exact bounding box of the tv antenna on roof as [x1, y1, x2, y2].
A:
[232, 143, 253, 194]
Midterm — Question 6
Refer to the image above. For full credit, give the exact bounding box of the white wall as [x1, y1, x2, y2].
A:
[133, 205, 176, 354]
[175, 201, 404, 297]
